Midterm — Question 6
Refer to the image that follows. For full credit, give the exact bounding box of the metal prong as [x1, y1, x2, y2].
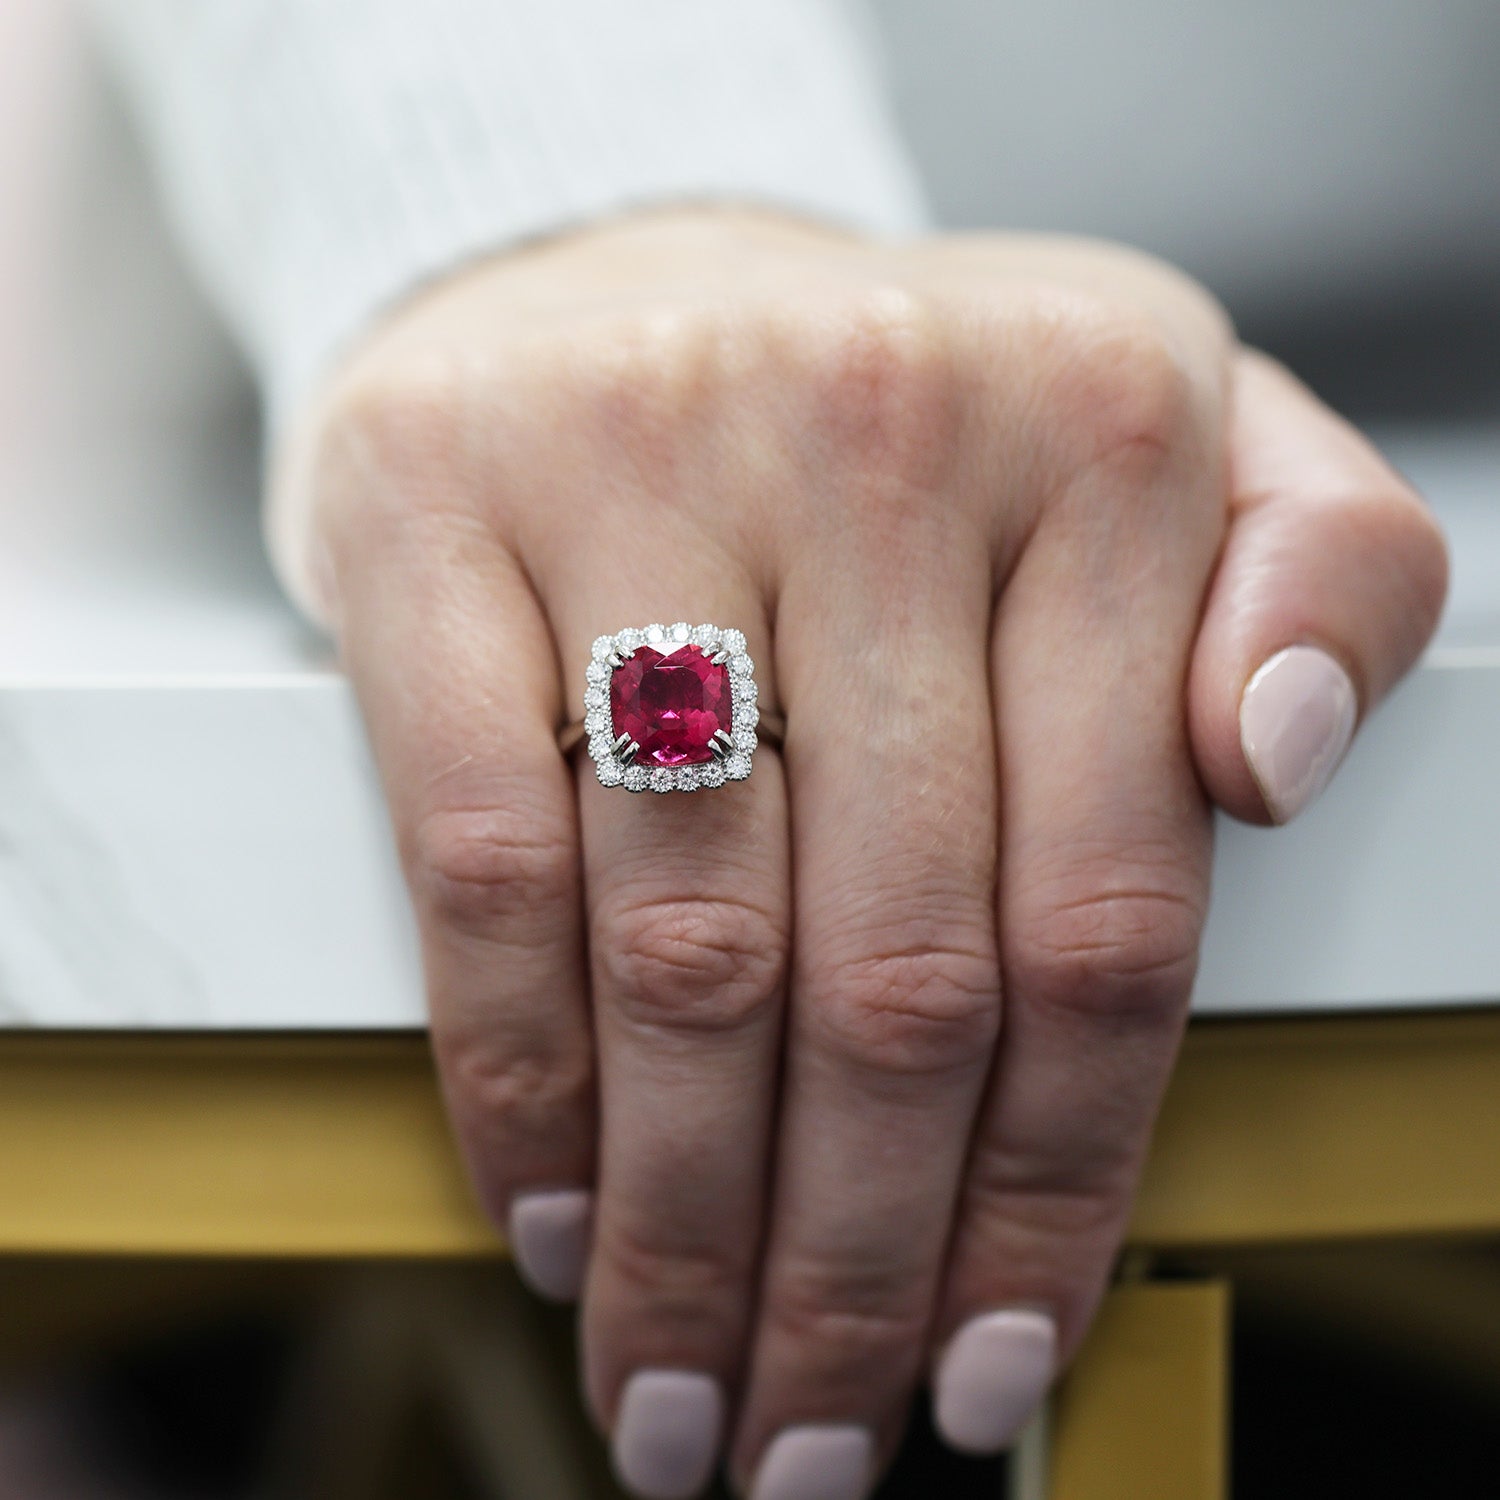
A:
[707, 738, 728, 762]
[710, 648, 731, 665]
[712, 730, 736, 756]
[619, 740, 641, 766]
[611, 731, 633, 757]
[606, 649, 625, 668]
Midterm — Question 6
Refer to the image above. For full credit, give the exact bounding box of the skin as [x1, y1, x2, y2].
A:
[271, 210, 1448, 1492]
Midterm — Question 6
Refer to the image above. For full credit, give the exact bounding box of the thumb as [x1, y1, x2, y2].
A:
[1189, 351, 1449, 825]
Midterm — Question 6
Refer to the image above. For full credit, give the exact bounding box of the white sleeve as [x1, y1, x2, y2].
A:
[91, 0, 929, 432]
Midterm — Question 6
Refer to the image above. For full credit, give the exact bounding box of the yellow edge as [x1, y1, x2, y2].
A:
[0, 1035, 497, 1257]
[1049, 1281, 1230, 1500]
[1133, 1009, 1500, 1246]
[0, 1011, 1497, 1256]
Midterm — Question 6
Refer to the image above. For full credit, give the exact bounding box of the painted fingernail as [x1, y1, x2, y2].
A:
[934, 1309, 1056, 1455]
[1239, 645, 1358, 823]
[613, 1370, 724, 1500]
[751, 1424, 874, 1500]
[507, 1189, 593, 1302]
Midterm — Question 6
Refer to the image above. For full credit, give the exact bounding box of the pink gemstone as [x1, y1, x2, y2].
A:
[610, 644, 732, 767]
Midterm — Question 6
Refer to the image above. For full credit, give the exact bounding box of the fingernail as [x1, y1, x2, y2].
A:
[934, 1309, 1055, 1455]
[1239, 645, 1358, 823]
[613, 1370, 724, 1500]
[507, 1189, 593, 1302]
[750, 1424, 874, 1500]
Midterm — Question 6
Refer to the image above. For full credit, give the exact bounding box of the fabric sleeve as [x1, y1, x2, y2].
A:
[91, 0, 929, 432]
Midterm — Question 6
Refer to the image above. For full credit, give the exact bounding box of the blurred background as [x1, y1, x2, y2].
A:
[2, 2, 1498, 1496]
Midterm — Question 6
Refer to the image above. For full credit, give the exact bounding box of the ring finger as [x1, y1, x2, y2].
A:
[548, 545, 791, 1500]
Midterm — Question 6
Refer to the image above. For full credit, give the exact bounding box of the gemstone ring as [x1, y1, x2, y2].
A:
[559, 622, 781, 793]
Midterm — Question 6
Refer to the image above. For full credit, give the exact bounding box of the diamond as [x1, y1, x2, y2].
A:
[725, 752, 752, 780]
[720, 629, 747, 655]
[591, 635, 616, 663]
[649, 768, 674, 792]
[597, 759, 624, 787]
[586, 662, 609, 685]
[610, 644, 732, 768]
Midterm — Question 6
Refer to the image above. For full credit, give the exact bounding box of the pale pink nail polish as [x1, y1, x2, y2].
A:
[934, 1309, 1056, 1455]
[1239, 645, 1357, 823]
[613, 1370, 724, 1500]
[751, 1424, 873, 1500]
[507, 1189, 593, 1302]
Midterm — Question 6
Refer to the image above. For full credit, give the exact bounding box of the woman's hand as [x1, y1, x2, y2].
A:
[276, 211, 1446, 1500]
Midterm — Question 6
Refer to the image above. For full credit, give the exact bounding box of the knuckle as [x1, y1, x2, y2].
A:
[598, 1213, 747, 1319]
[953, 1175, 1130, 1317]
[1008, 854, 1204, 1027]
[313, 364, 478, 537]
[557, 306, 727, 465]
[787, 287, 961, 495]
[1043, 302, 1204, 479]
[435, 1026, 592, 1150]
[811, 943, 1000, 1079]
[965, 1166, 1132, 1251]
[598, 894, 788, 1035]
[767, 1256, 933, 1358]
[412, 804, 577, 933]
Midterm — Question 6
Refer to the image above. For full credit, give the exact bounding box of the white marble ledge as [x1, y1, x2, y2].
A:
[0, 652, 1494, 1028]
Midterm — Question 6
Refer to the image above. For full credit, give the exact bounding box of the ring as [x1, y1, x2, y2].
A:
[560, 622, 781, 792]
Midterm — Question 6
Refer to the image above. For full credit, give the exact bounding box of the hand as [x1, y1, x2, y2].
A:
[275, 211, 1446, 1499]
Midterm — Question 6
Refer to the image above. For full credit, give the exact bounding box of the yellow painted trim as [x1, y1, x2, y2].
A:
[0, 1010, 1496, 1256]
[1048, 1281, 1230, 1500]
[0, 1036, 496, 1257]
[1134, 1010, 1500, 1246]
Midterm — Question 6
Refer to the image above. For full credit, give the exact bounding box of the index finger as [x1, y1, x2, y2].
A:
[334, 500, 597, 1301]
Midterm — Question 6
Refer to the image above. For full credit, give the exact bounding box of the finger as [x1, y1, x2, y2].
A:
[332, 504, 595, 1303]
[933, 366, 1223, 1454]
[732, 503, 1001, 1495]
[546, 566, 790, 1497]
[1190, 350, 1449, 825]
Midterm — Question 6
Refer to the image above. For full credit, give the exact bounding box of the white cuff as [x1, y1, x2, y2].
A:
[95, 0, 929, 434]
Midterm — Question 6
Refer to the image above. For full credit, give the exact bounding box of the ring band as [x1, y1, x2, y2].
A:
[561, 622, 779, 792]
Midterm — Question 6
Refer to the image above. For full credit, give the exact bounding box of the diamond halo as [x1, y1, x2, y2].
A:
[585, 622, 762, 792]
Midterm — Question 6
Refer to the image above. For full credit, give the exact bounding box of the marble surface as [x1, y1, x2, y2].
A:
[0, 652, 1496, 1028]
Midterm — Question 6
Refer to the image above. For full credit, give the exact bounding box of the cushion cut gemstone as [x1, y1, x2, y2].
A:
[610, 644, 732, 767]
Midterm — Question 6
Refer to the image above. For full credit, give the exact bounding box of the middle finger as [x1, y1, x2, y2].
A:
[733, 496, 1001, 1496]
